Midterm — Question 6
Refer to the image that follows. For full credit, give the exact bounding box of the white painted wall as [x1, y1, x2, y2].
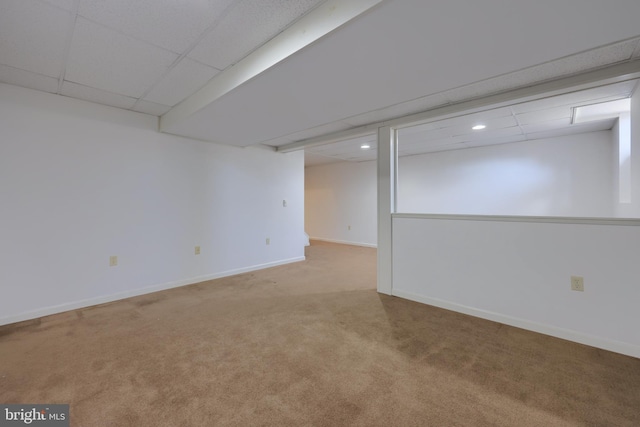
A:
[398, 132, 614, 217]
[612, 114, 635, 217]
[0, 83, 305, 325]
[631, 83, 640, 216]
[305, 160, 377, 247]
[392, 215, 640, 358]
[305, 131, 616, 247]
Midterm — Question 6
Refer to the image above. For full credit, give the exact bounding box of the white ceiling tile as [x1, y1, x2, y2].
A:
[0, 64, 59, 93]
[40, 0, 76, 12]
[189, 0, 325, 69]
[65, 18, 178, 98]
[60, 81, 137, 109]
[520, 118, 572, 134]
[132, 100, 172, 117]
[515, 106, 572, 125]
[0, 0, 72, 77]
[144, 58, 219, 107]
[78, 0, 235, 53]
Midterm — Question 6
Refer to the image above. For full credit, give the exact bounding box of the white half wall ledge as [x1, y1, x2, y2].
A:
[159, 0, 384, 141]
[0, 256, 305, 327]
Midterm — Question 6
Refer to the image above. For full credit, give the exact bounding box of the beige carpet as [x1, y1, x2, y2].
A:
[1, 240, 639, 426]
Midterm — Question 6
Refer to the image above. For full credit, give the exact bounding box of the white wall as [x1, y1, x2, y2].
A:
[631, 83, 640, 216]
[0, 83, 305, 325]
[305, 161, 377, 247]
[392, 215, 640, 358]
[398, 132, 614, 217]
[305, 131, 615, 247]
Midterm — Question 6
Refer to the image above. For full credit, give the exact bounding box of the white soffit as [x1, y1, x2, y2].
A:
[160, 0, 385, 141]
[305, 79, 637, 164]
[161, 0, 640, 146]
[188, 0, 329, 70]
[143, 58, 220, 107]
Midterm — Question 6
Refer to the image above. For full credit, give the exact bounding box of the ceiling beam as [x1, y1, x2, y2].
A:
[159, 0, 384, 134]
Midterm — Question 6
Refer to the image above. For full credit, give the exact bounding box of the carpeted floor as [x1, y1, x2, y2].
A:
[1, 240, 639, 426]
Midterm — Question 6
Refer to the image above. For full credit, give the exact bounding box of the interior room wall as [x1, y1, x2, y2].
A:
[398, 131, 614, 217]
[305, 160, 377, 247]
[631, 84, 640, 216]
[0, 83, 305, 325]
[392, 216, 640, 358]
[305, 130, 616, 247]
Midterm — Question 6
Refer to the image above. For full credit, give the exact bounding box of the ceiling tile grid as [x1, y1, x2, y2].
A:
[77, 0, 236, 54]
[0, 0, 73, 77]
[65, 17, 179, 98]
[60, 81, 137, 110]
[514, 106, 572, 126]
[188, 0, 326, 70]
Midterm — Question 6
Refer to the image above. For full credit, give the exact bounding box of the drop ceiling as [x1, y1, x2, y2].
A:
[1, 0, 640, 155]
[304, 79, 638, 167]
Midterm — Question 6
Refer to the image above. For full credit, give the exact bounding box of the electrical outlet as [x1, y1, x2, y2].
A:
[571, 276, 584, 292]
[283, 200, 287, 207]
[109, 256, 118, 267]
[348, 225, 351, 230]
[266, 238, 270, 245]
[195, 246, 201, 255]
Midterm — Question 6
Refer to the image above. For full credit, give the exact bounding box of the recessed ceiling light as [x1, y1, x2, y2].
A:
[360, 144, 371, 149]
[472, 124, 486, 130]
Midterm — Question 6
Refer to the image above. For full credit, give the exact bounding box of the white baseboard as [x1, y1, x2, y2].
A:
[310, 237, 377, 248]
[0, 256, 305, 327]
[392, 289, 640, 359]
